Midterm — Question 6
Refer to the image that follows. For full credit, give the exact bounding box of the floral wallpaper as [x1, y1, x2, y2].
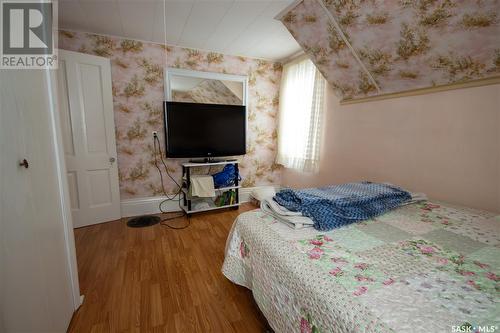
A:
[58, 30, 282, 199]
[172, 79, 242, 105]
[280, 0, 500, 101]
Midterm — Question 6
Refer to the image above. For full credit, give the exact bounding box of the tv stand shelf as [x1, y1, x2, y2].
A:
[181, 185, 241, 196]
[181, 160, 240, 214]
[183, 160, 238, 167]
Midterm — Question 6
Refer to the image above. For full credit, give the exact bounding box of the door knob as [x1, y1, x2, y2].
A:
[109, 157, 116, 163]
[19, 159, 29, 169]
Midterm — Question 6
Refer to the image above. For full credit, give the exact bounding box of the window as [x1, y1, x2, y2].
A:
[276, 57, 326, 173]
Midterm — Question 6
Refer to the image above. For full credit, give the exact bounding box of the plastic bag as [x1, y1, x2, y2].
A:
[212, 164, 241, 188]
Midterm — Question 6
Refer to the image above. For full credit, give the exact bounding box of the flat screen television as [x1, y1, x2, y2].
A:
[164, 101, 246, 158]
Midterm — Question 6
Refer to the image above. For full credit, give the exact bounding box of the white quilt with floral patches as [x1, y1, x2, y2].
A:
[222, 202, 500, 333]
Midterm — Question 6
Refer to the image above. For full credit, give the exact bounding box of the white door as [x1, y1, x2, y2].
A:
[58, 50, 121, 227]
[0, 69, 76, 332]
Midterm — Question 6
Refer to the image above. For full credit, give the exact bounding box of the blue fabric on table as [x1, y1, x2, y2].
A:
[273, 182, 412, 231]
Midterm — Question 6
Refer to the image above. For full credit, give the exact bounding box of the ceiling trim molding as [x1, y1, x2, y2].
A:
[339, 76, 500, 105]
[283, 53, 310, 68]
[315, 0, 380, 93]
[280, 49, 306, 64]
[56, 28, 280, 63]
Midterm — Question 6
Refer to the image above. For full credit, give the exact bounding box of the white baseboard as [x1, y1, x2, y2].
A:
[78, 295, 85, 309]
[120, 196, 181, 218]
[239, 187, 253, 203]
[120, 185, 280, 218]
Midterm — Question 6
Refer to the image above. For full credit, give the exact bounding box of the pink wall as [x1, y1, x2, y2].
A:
[59, 30, 282, 199]
[282, 84, 500, 213]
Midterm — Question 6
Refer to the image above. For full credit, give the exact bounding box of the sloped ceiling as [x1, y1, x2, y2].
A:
[279, 0, 500, 101]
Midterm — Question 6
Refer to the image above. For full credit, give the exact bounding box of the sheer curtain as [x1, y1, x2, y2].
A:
[276, 57, 326, 173]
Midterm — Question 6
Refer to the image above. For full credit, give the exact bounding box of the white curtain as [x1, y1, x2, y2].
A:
[276, 57, 326, 173]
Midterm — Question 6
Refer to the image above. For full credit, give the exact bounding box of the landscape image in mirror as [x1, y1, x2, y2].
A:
[171, 76, 243, 105]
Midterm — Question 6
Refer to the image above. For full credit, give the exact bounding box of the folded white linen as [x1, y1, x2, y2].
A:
[260, 198, 314, 229]
[381, 182, 427, 205]
[262, 197, 302, 216]
[189, 175, 215, 197]
[410, 192, 427, 202]
[250, 186, 276, 201]
[402, 192, 427, 205]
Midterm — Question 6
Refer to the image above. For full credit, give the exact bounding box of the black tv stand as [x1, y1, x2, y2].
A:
[189, 158, 224, 163]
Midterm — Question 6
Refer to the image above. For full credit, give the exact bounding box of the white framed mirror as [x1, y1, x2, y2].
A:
[165, 68, 248, 106]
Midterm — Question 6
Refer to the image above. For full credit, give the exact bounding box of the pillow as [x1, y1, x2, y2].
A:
[251, 187, 276, 201]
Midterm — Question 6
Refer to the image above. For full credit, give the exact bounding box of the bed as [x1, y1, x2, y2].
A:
[222, 201, 499, 332]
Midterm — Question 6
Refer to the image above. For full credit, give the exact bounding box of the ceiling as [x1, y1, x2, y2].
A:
[58, 0, 302, 61]
[280, 0, 500, 101]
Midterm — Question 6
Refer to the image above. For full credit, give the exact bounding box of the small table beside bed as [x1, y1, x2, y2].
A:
[222, 183, 499, 333]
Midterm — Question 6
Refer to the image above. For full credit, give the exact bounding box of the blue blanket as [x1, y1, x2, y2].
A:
[273, 182, 412, 231]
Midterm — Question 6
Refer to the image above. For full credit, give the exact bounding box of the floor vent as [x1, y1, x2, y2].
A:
[126, 215, 161, 228]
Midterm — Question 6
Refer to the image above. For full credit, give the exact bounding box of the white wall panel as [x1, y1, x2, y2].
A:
[119, 0, 157, 41]
[178, 1, 233, 49]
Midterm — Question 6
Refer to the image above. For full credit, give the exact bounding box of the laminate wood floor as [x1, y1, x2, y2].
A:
[68, 204, 270, 332]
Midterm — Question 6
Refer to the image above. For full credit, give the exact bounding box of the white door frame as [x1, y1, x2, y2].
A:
[46, 67, 82, 310]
